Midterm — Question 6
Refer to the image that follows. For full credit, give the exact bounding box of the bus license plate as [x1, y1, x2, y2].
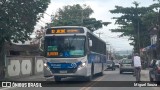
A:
[60, 70, 67, 74]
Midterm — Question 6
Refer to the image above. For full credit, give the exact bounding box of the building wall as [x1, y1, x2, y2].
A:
[4, 56, 45, 79]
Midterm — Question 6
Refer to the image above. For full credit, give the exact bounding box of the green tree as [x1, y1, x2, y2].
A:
[51, 4, 110, 32]
[0, 0, 50, 47]
[110, 1, 157, 53]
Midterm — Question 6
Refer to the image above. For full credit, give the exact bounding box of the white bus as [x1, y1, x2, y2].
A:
[43, 26, 107, 82]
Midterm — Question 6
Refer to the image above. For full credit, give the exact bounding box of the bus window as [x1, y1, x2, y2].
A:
[45, 36, 86, 58]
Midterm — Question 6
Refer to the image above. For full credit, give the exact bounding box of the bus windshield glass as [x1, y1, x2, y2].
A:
[45, 36, 86, 58]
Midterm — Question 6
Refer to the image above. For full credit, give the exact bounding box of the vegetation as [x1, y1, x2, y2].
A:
[0, 0, 50, 58]
[50, 4, 111, 32]
[110, 1, 160, 53]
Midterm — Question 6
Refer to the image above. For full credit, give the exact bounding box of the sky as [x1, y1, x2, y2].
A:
[35, 0, 156, 51]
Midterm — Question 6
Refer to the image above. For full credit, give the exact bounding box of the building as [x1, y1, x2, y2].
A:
[4, 42, 42, 56]
[140, 25, 160, 68]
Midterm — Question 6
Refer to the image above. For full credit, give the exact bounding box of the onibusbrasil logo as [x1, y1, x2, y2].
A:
[1, 82, 42, 87]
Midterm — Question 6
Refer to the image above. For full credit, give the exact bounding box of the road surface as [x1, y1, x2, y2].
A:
[0, 69, 159, 90]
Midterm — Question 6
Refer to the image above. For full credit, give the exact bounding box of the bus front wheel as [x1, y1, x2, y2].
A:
[86, 63, 94, 81]
[99, 63, 104, 76]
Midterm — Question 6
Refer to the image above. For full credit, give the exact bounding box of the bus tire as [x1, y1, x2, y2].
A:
[99, 71, 103, 76]
[99, 63, 104, 76]
[86, 75, 92, 81]
[54, 76, 61, 82]
[86, 63, 94, 81]
[120, 70, 122, 74]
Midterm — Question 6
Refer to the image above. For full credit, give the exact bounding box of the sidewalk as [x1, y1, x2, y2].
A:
[141, 69, 150, 81]
[2, 74, 45, 81]
[0, 69, 152, 81]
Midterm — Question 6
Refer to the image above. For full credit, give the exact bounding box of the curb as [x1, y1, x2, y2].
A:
[1, 74, 44, 81]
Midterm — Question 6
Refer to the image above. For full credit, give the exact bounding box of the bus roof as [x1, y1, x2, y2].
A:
[50, 26, 84, 28]
[47, 26, 106, 44]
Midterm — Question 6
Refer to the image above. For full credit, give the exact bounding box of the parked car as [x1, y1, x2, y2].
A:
[119, 59, 134, 74]
[106, 60, 116, 70]
[115, 62, 120, 68]
[149, 59, 160, 83]
[113, 60, 120, 68]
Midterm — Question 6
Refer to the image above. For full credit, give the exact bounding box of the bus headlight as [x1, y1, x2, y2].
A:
[78, 61, 86, 69]
[82, 62, 86, 67]
[44, 63, 47, 67]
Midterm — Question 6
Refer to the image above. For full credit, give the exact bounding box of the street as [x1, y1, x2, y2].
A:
[0, 68, 159, 90]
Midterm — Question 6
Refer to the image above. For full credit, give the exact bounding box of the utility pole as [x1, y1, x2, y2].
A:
[138, 20, 140, 54]
[106, 43, 110, 60]
[109, 45, 112, 60]
[96, 32, 103, 38]
[135, 2, 140, 54]
[81, 4, 87, 26]
[157, 9, 160, 59]
[81, 9, 83, 26]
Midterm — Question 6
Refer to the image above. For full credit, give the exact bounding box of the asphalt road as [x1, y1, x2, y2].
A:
[0, 68, 159, 90]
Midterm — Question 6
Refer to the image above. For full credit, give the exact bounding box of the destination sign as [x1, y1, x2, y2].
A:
[47, 52, 59, 56]
[46, 28, 84, 34]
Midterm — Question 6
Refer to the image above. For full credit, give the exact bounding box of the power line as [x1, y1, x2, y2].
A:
[36, 23, 44, 27]
[101, 35, 129, 39]
[44, 12, 51, 17]
[39, 20, 46, 24]
[37, 20, 45, 24]
[41, 17, 51, 22]
[96, 32, 103, 38]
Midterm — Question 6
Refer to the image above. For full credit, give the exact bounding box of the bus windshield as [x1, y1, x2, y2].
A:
[45, 36, 86, 58]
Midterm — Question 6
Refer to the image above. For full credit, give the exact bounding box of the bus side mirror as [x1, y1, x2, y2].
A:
[89, 40, 92, 47]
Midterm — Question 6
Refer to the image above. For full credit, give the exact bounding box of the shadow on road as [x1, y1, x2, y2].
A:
[43, 74, 103, 87]
[120, 72, 134, 75]
[104, 69, 117, 71]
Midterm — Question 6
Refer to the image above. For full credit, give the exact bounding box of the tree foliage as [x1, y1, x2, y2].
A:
[0, 0, 50, 46]
[51, 4, 111, 32]
[110, 1, 160, 53]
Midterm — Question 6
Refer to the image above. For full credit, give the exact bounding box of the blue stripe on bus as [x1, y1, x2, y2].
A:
[88, 53, 106, 63]
[47, 61, 82, 69]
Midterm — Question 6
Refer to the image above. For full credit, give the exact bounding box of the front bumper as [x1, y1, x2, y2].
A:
[44, 66, 87, 79]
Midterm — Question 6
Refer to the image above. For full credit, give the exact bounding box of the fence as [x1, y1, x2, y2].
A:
[3, 56, 45, 79]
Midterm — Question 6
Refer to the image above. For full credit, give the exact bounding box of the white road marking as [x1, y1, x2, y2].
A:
[79, 75, 105, 90]
[0, 87, 16, 90]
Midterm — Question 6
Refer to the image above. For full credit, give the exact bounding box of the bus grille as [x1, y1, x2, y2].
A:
[51, 68, 77, 73]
